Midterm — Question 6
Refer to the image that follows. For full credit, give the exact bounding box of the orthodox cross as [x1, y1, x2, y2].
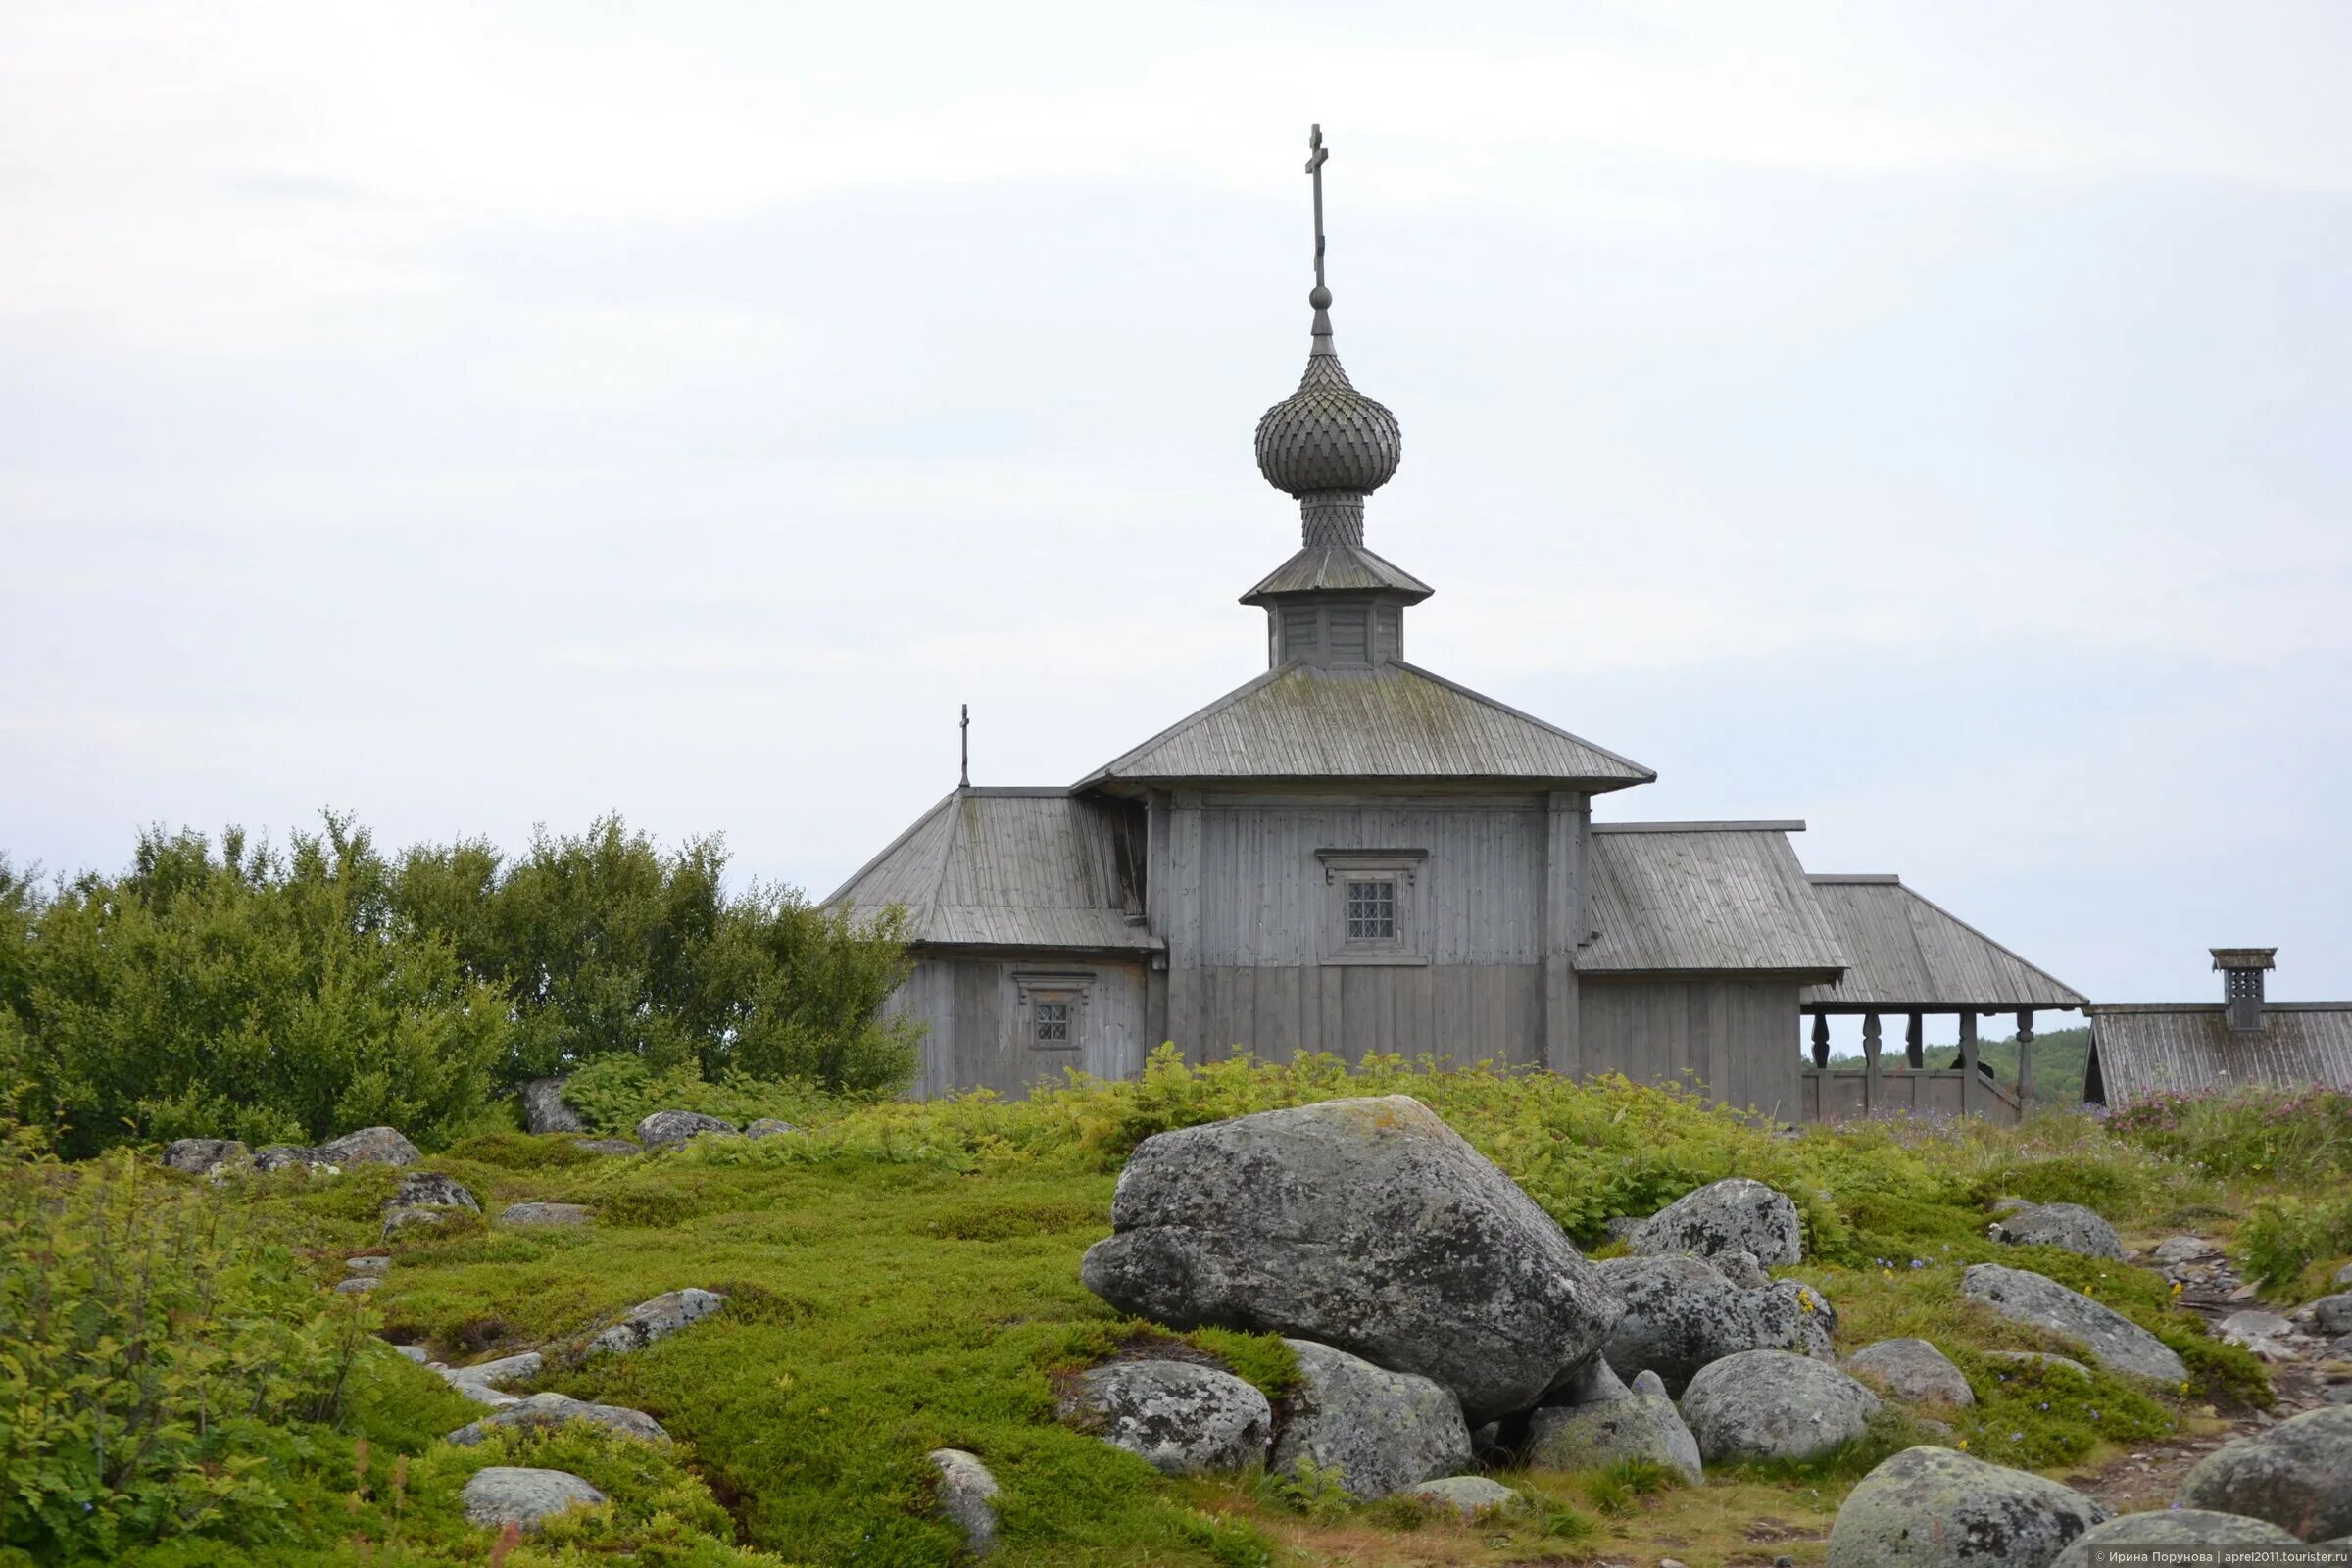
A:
[958, 703, 970, 789]
[1304, 124, 1329, 293]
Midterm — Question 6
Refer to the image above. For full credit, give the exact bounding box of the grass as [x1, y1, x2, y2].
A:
[8, 1054, 2324, 1567]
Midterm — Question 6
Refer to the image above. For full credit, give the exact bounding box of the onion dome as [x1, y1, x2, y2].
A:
[1254, 286, 1401, 546]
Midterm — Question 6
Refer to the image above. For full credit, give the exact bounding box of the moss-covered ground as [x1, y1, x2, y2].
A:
[19, 1055, 2345, 1568]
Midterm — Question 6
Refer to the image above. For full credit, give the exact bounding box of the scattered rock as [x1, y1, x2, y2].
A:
[1844, 1340, 1975, 1408]
[1079, 1096, 1621, 1425]
[500, 1201, 590, 1227]
[745, 1118, 800, 1139]
[2151, 1236, 2215, 1264]
[2049, 1509, 2300, 1568]
[448, 1391, 669, 1446]
[2177, 1406, 2352, 1541]
[2335, 1261, 2352, 1289]
[391, 1344, 428, 1362]
[345, 1255, 391, 1276]
[1681, 1349, 1880, 1465]
[252, 1145, 335, 1173]
[928, 1448, 1000, 1557]
[460, 1466, 605, 1533]
[570, 1138, 640, 1156]
[391, 1171, 478, 1211]
[587, 1288, 727, 1354]
[1628, 1177, 1803, 1266]
[1549, 1350, 1630, 1406]
[1592, 1255, 1834, 1395]
[1271, 1339, 1472, 1499]
[634, 1109, 738, 1149]
[2220, 1310, 2297, 1352]
[1959, 1264, 2187, 1383]
[333, 1276, 381, 1294]
[1395, 1475, 1522, 1519]
[1528, 1368, 1703, 1483]
[1984, 1350, 2093, 1381]
[318, 1126, 420, 1167]
[2311, 1295, 2352, 1338]
[1716, 1249, 1770, 1289]
[161, 1137, 249, 1175]
[439, 1351, 543, 1407]
[1987, 1202, 2125, 1261]
[521, 1077, 584, 1135]
[1827, 1445, 2107, 1568]
[381, 1206, 452, 1241]
[1058, 1360, 1272, 1476]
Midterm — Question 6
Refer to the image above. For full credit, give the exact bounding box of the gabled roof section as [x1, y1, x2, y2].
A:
[2085, 1004, 2352, 1109]
[825, 788, 1159, 953]
[1241, 544, 1433, 605]
[1075, 661, 1654, 791]
[1799, 876, 2086, 1011]
[1577, 822, 1847, 977]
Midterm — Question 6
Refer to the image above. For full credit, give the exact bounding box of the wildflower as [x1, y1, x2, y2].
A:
[2179, 1381, 2192, 1396]
[2037, 1402, 2049, 1411]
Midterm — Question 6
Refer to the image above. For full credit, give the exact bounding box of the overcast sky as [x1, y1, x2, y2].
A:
[5, 1, 2348, 1010]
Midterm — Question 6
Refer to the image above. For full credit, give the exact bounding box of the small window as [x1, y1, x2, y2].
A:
[1034, 1000, 1070, 1044]
[1345, 879, 1396, 941]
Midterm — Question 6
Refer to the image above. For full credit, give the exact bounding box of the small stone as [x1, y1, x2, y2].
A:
[447, 1391, 669, 1446]
[2220, 1310, 2296, 1350]
[928, 1448, 1001, 1557]
[460, 1466, 605, 1532]
[745, 1117, 800, 1138]
[1395, 1475, 1523, 1519]
[345, 1255, 391, 1275]
[2310, 1294, 2352, 1338]
[587, 1288, 727, 1354]
[1844, 1339, 1976, 1408]
[1628, 1176, 1804, 1266]
[392, 1345, 429, 1363]
[318, 1126, 421, 1167]
[161, 1137, 249, 1175]
[2151, 1236, 2214, 1264]
[2335, 1261, 2352, 1289]
[521, 1077, 585, 1135]
[634, 1109, 738, 1149]
[381, 1206, 449, 1241]
[1057, 1360, 1272, 1476]
[333, 1276, 381, 1294]
[1987, 1202, 2125, 1261]
[438, 1351, 543, 1407]
[390, 1171, 478, 1211]
[499, 1201, 591, 1227]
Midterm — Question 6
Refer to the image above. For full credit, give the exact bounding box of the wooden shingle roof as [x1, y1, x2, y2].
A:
[1240, 545, 1433, 605]
[1799, 876, 2085, 1011]
[825, 789, 1158, 953]
[1576, 822, 1848, 977]
[1075, 662, 1654, 791]
[2085, 1004, 2352, 1109]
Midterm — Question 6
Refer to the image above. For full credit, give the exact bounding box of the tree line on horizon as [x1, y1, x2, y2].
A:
[0, 813, 915, 1157]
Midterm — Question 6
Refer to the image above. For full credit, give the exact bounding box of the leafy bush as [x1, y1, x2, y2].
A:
[2107, 1086, 2352, 1184]
[2241, 1192, 2352, 1293]
[0, 1139, 375, 1558]
[558, 1055, 843, 1137]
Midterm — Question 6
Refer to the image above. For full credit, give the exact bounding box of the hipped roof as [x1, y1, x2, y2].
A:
[1799, 876, 2086, 1011]
[1576, 822, 1847, 977]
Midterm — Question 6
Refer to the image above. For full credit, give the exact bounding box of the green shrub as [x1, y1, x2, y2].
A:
[2108, 1086, 2352, 1184]
[559, 1056, 841, 1138]
[2241, 1192, 2352, 1293]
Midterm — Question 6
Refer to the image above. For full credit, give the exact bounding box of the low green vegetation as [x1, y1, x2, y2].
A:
[5, 1054, 2318, 1567]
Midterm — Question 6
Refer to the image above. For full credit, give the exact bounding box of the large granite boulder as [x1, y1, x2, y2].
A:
[2177, 1406, 2352, 1541]
[1829, 1446, 2106, 1568]
[1592, 1255, 1834, 1395]
[319, 1126, 420, 1167]
[161, 1138, 249, 1175]
[635, 1109, 737, 1149]
[447, 1392, 669, 1446]
[391, 1171, 478, 1211]
[461, 1466, 605, 1532]
[587, 1288, 727, 1354]
[1959, 1264, 2187, 1383]
[1271, 1339, 1471, 1499]
[2050, 1509, 2300, 1568]
[1078, 1097, 1621, 1424]
[1680, 1349, 1880, 1465]
[1844, 1339, 1975, 1408]
[1528, 1368, 1702, 1483]
[1627, 1177, 1803, 1266]
[1058, 1360, 1271, 1476]
[1988, 1202, 2125, 1261]
[521, 1077, 584, 1135]
[928, 1448, 1001, 1558]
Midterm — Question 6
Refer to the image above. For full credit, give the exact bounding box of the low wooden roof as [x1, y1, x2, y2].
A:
[1240, 544, 1433, 605]
[824, 788, 1159, 953]
[1576, 822, 1848, 978]
[1075, 661, 1654, 792]
[1799, 875, 2085, 1012]
[2085, 1004, 2352, 1109]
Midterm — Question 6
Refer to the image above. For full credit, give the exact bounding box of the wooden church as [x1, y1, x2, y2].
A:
[829, 133, 2083, 1122]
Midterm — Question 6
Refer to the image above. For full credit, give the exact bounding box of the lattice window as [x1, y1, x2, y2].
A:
[1034, 1001, 1070, 1045]
[1345, 879, 1396, 941]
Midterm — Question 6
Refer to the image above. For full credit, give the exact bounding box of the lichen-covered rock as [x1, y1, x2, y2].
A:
[447, 1392, 669, 1446]
[1057, 1360, 1271, 1476]
[437, 1351, 543, 1409]
[587, 1288, 726, 1354]
[2049, 1509, 2299, 1568]
[2177, 1406, 2352, 1541]
[1271, 1339, 1471, 1499]
[161, 1138, 249, 1175]
[1528, 1372, 1702, 1482]
[521, 1077, 584, 1135]
[1988, 1202, 2125, 1261]
[1960, 1264, 2187, 1383]
[1395, 1476, 1522, 1519]
[1844, 1340, 1975, 1408]
[1079, 1097, 1621, 1425]
[1628, 1177, 1803, 1267]
[500, 1201, 590, 1227]
[252, 1144, 335, 1173]
[1828, 1446, 2107, 1568]
[381, 1206, 452, 1240]
[2220, 1309, 2296, 1351]
[461, 1466, 605, 1532]
[1680, 1349, 1880, 1465]
[570, 1138, 640, 1156]
[391, 1171, 478, 1212]
[1592, 1255, 1835, 1395]
[333, 1276, 381, 1294]
[345, 1254, 391, 1276]
[745, 1118, 799, 1139]
[2151, 1236, 2215, 1264]
[1549, 1351, 1629, 1407]
[319, 1126, 420, 1167]
[1752, 1278, 1839, 1362]
[928, 1448, 1001, 1557]
[2310, 1294, 2352, 1337]
[1716, 1249, 1770, 1289]
[634, 1109, 737, 1149]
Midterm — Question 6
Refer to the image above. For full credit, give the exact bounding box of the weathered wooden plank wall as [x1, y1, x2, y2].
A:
[1577, 978, 1803, 1119]
[1186, 962, 1545, 1065]
[891, 956, 1150, 1100]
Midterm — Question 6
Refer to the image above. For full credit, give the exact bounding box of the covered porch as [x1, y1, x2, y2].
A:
[1797, 875, 2086, 1123]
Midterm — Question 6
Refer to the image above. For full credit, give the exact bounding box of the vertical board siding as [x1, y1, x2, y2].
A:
[1189, 963, 1544, 1066]
[894, 956, 1149, 1100]
[1579, 978, 1802, 1118]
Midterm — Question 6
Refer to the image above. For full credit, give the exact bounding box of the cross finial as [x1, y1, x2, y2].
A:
[958, 703, 970, 789]
[1304, 125, 1329, 297]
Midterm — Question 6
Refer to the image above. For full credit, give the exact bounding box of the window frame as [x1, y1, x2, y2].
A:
[1315, 849, 1429, 966]
[1011, 970, 1093, 1052]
